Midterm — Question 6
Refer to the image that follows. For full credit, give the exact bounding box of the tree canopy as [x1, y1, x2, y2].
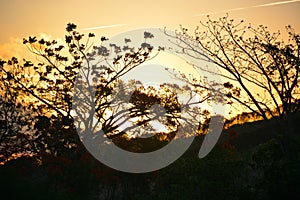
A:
[0, 23, 209, 161]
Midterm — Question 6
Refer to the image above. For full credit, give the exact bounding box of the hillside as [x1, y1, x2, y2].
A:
[0, 112, 300, 200]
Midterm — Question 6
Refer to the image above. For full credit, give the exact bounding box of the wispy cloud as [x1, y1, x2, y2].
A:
[82, 24, 127, 31]
[194, 0, 300, 17]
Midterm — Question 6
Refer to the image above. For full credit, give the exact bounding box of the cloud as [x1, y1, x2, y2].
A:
[0, 37, 25, 60]
[82, 24, 127, 31]
[0, 34, 63, 61]
[252, 0, 300, 7]
[194, 0, 300, 17]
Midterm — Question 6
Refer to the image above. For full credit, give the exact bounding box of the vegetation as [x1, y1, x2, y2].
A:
[0, 16, 299, 199]
[166, 15, 300, 156]
[1, 119, 300, 199]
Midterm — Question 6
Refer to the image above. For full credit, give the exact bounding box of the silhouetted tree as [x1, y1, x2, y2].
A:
[0, 23, 158, 157]
[166, 15, 300, 154]
[0, 23, 210, 159]
[0, 65, 38, 162]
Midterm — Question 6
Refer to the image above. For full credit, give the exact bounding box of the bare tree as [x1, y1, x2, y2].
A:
[165, 15, 300, 154]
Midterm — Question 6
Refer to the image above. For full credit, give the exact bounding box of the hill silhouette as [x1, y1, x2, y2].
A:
[1, 112, 299, 199]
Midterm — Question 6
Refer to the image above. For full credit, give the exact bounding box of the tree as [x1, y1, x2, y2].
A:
[0, 23, 210, 159]
[166, 15, 300, 154]
[0, 66, 38, 163]
[0, 23, 158, 157]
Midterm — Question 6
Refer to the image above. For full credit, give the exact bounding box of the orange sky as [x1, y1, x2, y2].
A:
[0, 0, 299, 45]
[0, 0, 299, 117]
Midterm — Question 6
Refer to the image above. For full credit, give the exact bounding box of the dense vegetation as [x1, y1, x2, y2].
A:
[1, 115, 300, 199]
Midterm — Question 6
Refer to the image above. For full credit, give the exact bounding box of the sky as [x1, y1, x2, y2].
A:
[0, 0, 299, 59]
[0, 0, 299, 117]
[0, 0, 299, 44]
[1, 0, 299, 73]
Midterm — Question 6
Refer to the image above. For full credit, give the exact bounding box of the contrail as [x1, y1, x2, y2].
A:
[82, 24, 127, 30]
[194, 0, 300, 17]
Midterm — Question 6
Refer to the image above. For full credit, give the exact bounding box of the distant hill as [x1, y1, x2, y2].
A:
[222, 112, 300, 150]
[110, 110, 300, 157]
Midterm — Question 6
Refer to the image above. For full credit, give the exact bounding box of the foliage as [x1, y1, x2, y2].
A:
[1, 19, 299, 200]
[0, 69, 38, 162]
[0, 22, 212, 159]
[0, 23, 174, 158]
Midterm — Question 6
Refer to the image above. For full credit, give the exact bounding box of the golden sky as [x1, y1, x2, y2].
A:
[0, 0, 299, 117]
[0, 0, 299, 45]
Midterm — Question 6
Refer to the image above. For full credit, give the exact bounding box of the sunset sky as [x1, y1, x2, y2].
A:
[0, 0, 299, 50]
[0, 0, 299, 117]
